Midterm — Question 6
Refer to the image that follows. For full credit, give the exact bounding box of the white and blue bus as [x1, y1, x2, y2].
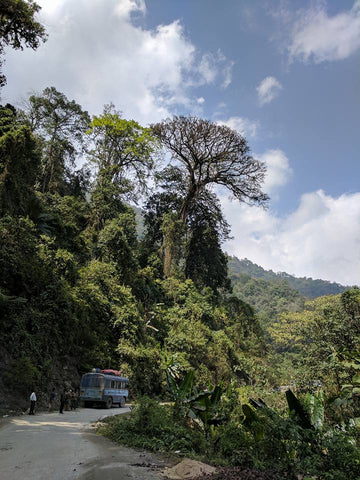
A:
[79, 369, 129, 408]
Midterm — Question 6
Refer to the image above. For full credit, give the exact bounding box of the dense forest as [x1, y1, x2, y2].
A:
[0, 88, 269, 400]
[1, 3, 359, 479]
[228, 257, 351, 329]
[229, 257, 348, 299]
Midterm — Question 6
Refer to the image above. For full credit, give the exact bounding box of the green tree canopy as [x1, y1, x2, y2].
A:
[87, 104, 157, 228]
[24, 87, 90, 195]
[0, 0, 47, 87]
[0, 104, 40, 216]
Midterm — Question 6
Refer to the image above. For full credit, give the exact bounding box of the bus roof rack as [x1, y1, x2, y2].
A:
[102, 369, 121, 376]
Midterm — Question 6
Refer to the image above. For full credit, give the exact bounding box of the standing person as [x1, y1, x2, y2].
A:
[59, 389, 66, 414]
[29, 391, 36, 415]
[70, 390, 75, 411]
[48, 388, 56, 411]
[74, 388, 79, 409]
[65, 390, 71, 411]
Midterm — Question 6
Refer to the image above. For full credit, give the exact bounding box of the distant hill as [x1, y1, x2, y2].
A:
[228, 256, 349, 299]
[230, 272, 305, 323]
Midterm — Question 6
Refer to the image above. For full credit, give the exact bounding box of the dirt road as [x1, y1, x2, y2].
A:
[0, 407, 170, 480]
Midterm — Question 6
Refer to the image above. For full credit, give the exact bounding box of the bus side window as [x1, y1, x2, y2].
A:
[111, 380, 115, 388]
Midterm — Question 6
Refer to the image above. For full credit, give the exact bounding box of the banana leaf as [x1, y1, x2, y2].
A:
[242, 404, 257, 427]
[286, 389, 312, 430]
[304, 391, 324, 430]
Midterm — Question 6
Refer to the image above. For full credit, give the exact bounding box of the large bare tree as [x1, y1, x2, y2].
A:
[151, 116, 269, 223]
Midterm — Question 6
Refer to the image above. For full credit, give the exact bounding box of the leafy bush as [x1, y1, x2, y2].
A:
[98, 396, 206, 455]
[215, 421, 255, 467]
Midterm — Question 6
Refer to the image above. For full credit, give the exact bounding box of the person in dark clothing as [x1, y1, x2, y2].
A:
[74, 389, 79, 409]
[59, 389, 66, 414]
[49, 388, 56, 411]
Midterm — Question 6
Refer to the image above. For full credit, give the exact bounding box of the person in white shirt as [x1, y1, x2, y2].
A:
[29, 391, 37, 415]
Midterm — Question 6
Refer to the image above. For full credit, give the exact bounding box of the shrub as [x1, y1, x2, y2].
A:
[99, 396, 206, 455]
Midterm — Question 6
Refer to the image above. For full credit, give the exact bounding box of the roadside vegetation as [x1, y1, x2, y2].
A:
[99, 372, 360, 479]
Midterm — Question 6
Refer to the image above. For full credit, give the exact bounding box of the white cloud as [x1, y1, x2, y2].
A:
[114, 0, 146, 17]
[217, 116, 260, 138]
[38, 0, 64, 14]
[289, 1, 360, 63]
[223, 190, 360, 285]
[257, 149, 292, 194]
[196, 50, 234, 89]
[2, 0, 233, 124]
[256, 76, 282, 105]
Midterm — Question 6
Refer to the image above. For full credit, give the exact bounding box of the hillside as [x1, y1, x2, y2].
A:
[229, 272, 305, 324]
[228, 256, 349, 299]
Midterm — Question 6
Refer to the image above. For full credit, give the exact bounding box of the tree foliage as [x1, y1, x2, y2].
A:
[25, 86, 90, 194]
[0, 104, 40, 216]
[0, 0, 47, 87]
[87, 105, 157, 228]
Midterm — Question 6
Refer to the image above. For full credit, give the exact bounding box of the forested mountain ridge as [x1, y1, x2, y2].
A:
[228, 256, 349, 299]
[229, 271, 305, 324]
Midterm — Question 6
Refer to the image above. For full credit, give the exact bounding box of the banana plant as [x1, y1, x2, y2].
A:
[186, 385, 225, 438]
[242, 403, 265, 441]
[166, 368, 195, 417]
[166, 364, 226, 436]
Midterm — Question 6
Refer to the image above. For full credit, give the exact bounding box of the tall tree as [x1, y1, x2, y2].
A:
[0, 0, 47, 87]
[25, 87, 90, 194]
[87, 104, 157, 229]
[151, 116, 268, 276]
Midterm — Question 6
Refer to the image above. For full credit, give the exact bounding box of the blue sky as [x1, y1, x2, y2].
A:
[2, 0, 360, 284]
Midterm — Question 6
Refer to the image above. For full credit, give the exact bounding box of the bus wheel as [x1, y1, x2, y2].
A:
[119, 396, 125, 408]
[105, 397, 113, 409]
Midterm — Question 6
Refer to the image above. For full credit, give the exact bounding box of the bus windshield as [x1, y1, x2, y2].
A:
[81, 374, 105, 388]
